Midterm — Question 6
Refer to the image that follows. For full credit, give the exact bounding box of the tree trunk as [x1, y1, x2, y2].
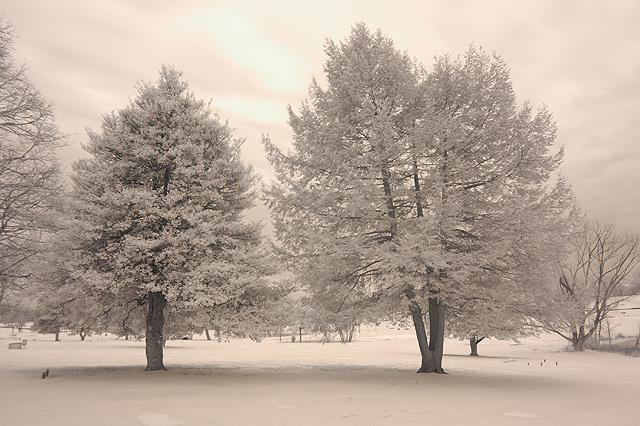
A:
[205, 329, 211, 341]
[145, 291, 167, 371]
[428, 297, 446, 373]
[469, 335, 484, 356]
[0, 280, 7, 310]
[410, 303, 438, 372]
[470, 336, 479, 356]
[571, 325, 586, 351]
[55, 325, 60, 342]
[405, 287, 445, 373]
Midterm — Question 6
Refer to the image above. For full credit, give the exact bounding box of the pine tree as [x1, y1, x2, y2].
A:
[69, 66, 264, 370]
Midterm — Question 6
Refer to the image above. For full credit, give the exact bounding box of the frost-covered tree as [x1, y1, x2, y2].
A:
[400, 47, 580, 372]
[446, 288, 537, 356]
[302, 284, 380, 343]
[0, 20, 63, 309]
[30, 241, 113, 341]
[264, 22, 426, 352]
[68, 66, 265, 370]
[265, 24, 578, 373]
[0, 293, 34, 332]
[198, 280, 294, 341]
[541, 222, 640, 351]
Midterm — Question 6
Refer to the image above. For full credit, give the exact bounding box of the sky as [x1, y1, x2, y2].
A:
[2, 0, 639, 234]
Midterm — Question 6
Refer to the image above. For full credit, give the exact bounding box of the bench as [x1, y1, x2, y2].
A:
[8, 340, 27, 350]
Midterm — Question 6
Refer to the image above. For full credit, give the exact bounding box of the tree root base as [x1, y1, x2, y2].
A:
[144, 366, 167, 371]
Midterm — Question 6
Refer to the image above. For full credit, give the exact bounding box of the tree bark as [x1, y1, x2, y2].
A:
[470, 337, 478, 356]
[145, 291, 167, 371]
[469, 335, 485, 356]
[0, 281, 5, 308]
[409, 299, 437, 373]
[405, 287, 445, 373]
[428, 297, 446, 373]
[571, 325, 586, 351]
[205, 329, 211, 341]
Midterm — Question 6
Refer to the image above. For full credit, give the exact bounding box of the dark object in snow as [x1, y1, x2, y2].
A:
[8, 342, 24, 350]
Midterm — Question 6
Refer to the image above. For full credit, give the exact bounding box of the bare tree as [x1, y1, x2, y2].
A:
[0, 20, 64, 309]
[545, 222, 640, 351]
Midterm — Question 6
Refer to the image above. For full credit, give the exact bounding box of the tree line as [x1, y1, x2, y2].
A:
[1, 21, 638, 372]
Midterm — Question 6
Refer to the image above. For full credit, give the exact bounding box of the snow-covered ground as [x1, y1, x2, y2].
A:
[1, 308, 639, 426]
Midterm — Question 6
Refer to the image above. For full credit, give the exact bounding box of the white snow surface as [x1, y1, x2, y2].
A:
[1, 309, 639, 426]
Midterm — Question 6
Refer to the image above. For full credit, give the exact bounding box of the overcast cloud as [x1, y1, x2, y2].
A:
[3, 0, 638, 233]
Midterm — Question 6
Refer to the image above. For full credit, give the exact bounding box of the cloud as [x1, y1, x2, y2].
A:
[213, 96, 289, 125]
[2, 0, 639, 233]
[177, 5, 310, 94]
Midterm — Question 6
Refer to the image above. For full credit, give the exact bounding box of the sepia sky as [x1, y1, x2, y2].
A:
[3, 0, 639, 233]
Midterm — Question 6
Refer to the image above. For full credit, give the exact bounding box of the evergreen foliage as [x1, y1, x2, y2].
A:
[68, 66, 266, 369]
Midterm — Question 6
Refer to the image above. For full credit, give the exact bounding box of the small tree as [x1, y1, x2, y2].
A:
[68, 66, 265, 370]
[447, 295, 537, 356]
[0, 298, 34, 333]
[543, 222, 640, 351]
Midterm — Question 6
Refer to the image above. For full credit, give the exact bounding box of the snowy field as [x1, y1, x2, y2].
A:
[2, 308, 639, 426]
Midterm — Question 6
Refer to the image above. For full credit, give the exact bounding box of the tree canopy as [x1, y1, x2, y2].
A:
[67, 65, 267, 370]
[264, 23, 580, 373]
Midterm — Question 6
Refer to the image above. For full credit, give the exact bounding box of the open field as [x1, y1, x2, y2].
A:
[2, 311, 640, 426]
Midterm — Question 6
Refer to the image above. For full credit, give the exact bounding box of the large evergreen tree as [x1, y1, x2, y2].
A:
[69, 66, 264, 370]
[265, 24, 578, 373]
